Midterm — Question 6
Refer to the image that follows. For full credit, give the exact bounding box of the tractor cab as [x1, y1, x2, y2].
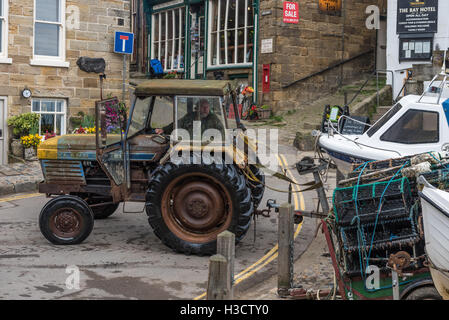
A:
[94, 80, 245, 200]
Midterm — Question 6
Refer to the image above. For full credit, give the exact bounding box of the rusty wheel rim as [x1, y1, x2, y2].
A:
[161, 172, 233, 244]
[49, 208, 84, 239]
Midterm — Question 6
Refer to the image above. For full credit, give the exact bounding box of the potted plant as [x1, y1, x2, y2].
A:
[20, 133, 42, 160]
[7, 113, 40, 159]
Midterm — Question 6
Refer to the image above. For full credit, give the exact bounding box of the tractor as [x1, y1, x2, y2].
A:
[37, 80, 265, 255]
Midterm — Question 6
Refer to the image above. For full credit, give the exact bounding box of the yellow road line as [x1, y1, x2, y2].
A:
[0, 193, 42, 203]
[194, 153, 305, 300]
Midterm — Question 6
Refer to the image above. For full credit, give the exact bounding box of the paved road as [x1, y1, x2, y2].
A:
[0, 145, 317, 300]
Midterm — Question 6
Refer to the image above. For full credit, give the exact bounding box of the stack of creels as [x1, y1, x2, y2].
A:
[333, 177, 413, 227]
[342, 152, 449, 187]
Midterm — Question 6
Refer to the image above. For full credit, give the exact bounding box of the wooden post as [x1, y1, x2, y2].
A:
[278, 203, 294, 296]
[217, 231, 235, 299]
[206, 254, 230, 300]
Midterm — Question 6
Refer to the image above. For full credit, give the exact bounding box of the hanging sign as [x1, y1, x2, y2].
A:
[283, 2, 299, 24]
[319, 0, 342, 15]
[397, 0, 438, 34]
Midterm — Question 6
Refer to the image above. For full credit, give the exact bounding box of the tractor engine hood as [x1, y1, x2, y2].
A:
[37, 134, 120, 161]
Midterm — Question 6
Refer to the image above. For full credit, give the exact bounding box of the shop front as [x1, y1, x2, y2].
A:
[141, 0, 259, 101]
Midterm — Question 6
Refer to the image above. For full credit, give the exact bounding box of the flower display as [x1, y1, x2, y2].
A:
[20, 134, 42, 149]
[44, 131, 56, 140]
[104, 99, 127, 134]
[73, 126, 96, 134]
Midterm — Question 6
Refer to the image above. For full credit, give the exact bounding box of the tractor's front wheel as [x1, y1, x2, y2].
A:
[39, 195, 94, 245]
[146, 162, 253, 255]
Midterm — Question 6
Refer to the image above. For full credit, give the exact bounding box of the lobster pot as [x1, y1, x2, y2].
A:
[339, 218, 420, 253]
[420, 168, 449, 190]
[333, 178, 413, 226]
[349, 157, 412, 178]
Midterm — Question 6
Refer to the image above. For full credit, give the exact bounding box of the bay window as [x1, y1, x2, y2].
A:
[208, 0, 254, 67]
[31, 0, 69, 67]
[151, 7, 185, 72]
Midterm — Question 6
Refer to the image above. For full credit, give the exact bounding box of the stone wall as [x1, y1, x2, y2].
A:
[258, 0, 387, 113]
[2, 0, 131, 128]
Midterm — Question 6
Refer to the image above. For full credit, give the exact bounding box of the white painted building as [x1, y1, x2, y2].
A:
[387, 0, 449, 98]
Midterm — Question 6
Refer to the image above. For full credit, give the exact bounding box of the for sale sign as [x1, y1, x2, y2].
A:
[283, 2, 299, 24]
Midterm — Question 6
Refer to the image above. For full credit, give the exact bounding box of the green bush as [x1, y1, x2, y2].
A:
[7, 113, 40, 138]
[81, 114, 95, 128]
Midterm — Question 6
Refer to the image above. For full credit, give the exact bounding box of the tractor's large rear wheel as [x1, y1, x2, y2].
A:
[146, 162, 253, 255]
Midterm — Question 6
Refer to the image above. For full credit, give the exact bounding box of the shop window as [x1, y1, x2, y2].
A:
[399, 38, 433, 62]
[152, 7, 185, 72]
[31, 0, 69, 67]
[208, 0, 254, 67]
[0, 0, 11, 63]
[380, 109, 439, 144]
[32, 99, 67, 136]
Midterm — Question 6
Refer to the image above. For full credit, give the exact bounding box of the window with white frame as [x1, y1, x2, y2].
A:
[208, 0, 254, 67]
[32, 99, 66, 136]
[32, 0, 68, 67]
[151, 7, 185, 72]
[0, 0, 11, 63]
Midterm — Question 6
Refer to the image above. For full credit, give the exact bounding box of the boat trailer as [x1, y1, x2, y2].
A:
[258, 155, 441, 300]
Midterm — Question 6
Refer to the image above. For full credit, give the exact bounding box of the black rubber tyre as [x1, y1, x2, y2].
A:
[91, 203, 120, 220]
[39, 195, 94, 245]
[146, 161, 253, 255]
[404, 285, 442, 300]
[248, 164, 265, 209]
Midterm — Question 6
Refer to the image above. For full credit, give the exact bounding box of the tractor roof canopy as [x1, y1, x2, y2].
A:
[134, 79, 237, 97]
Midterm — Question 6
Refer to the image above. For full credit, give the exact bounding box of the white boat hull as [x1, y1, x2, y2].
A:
[318, 134, 402, 173]
[420, 186, 449, 300]
[318, 94, 449, 174]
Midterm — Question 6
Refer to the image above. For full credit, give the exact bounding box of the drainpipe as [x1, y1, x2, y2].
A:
[253, 0, 260, 104]
[339, 0, 346, 87]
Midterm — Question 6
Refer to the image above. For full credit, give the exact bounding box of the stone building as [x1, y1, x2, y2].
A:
[131, 0, 386, 112]
[258, 0, 387, 112]
[0, 0, 131, 164]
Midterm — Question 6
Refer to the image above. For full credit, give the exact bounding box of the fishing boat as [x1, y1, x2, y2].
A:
[418, 176, 449, 300]
[318, 52, 449, 174]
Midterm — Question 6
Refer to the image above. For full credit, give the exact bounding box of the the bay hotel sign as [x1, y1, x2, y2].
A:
[397, 0, 438, 61]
